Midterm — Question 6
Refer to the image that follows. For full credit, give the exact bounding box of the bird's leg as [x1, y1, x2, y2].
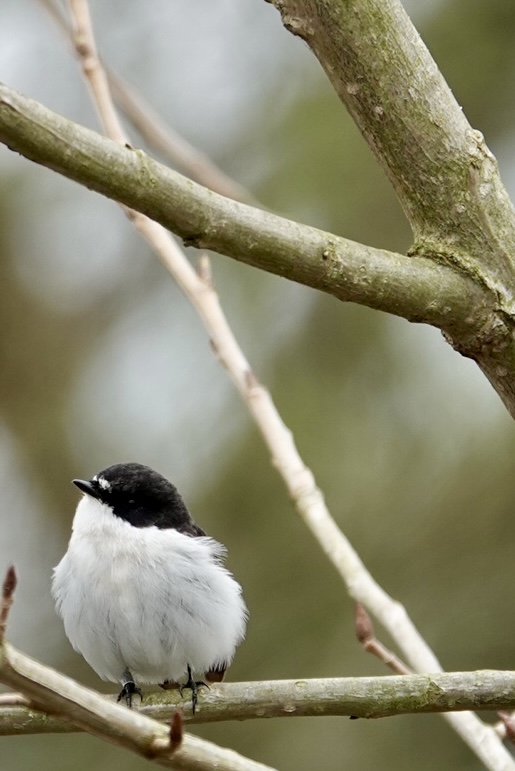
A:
[117, 668, 143, 708]
[179, 665, 208, 714]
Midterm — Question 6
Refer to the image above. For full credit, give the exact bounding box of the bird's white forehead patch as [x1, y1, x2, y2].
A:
[94, 475, 111, 491]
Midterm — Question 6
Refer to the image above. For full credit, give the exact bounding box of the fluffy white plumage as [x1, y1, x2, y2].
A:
[53, 488, 247, 688]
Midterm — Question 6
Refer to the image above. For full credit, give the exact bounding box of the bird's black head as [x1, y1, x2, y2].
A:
[73, 462, 205, 535]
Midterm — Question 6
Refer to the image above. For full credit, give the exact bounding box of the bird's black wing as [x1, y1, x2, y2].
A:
[177, 520, 206, 538]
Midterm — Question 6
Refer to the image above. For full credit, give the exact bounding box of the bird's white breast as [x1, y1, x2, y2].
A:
[52, 495, 247, 684]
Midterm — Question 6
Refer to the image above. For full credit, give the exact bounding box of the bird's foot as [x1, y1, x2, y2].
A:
[117, 679, 143, 708]
[179, 665, 209, 714]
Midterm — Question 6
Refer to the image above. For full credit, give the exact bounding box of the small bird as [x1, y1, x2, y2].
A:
[52, 462, 247, 711]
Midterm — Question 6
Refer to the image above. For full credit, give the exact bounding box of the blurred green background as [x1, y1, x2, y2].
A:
[1, 0, 515, 769]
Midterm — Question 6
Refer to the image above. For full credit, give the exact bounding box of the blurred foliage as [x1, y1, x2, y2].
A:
[1, 1, 515, 770]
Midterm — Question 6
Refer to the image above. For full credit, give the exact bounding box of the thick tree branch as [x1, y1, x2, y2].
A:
[0, 82, 491, 343]
[270, 0, 515, 413]
[4, 81, 515, 413]
[271, 0, 515, 281]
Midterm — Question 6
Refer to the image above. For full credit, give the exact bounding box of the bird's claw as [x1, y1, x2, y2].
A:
[180, 665, 209, 714]
[117, 680, 143, 708]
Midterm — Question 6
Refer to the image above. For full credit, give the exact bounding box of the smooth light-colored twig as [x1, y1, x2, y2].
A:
[67, 0, 125, 142]
[59, 4, 514, 769]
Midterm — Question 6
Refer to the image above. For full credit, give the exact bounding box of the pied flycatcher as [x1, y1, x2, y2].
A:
[52, 462, 248, 711]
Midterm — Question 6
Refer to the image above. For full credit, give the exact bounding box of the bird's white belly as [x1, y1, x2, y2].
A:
[53, 514, 246, 685]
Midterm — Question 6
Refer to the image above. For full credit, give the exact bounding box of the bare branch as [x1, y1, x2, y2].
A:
[269, 0, 515, 416]
[66, 0, 126, 142]
[355, 603, 412, 676]
[2, 649, 515, 736]
[0, 640, 275, 770]
[0, 83, 492, 344]
[271, 0, 515, 271]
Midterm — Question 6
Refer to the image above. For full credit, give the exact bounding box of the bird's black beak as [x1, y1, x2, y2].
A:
[72, 479, 98, 498]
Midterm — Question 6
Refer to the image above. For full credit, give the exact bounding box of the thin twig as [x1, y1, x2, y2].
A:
[355, 603, 412, 675]
[67, 0, 125, 142]
[169, 710, 183, 753]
